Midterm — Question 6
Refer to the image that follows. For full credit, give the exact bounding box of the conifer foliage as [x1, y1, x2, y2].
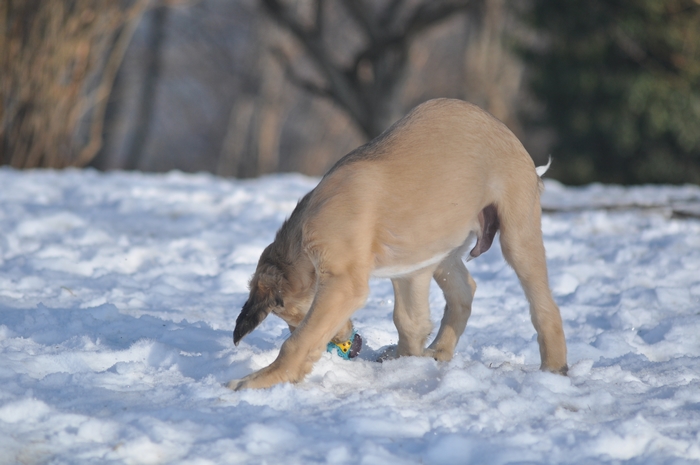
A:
[522, 0, 700, 184]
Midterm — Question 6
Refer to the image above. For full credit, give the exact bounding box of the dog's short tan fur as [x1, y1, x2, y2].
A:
[230, 98, 567, 390]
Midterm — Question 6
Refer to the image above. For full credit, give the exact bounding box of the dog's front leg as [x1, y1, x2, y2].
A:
[229, 273, 369, 390]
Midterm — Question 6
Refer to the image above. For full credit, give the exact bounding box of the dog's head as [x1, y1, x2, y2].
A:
[233, 245, 285, 345]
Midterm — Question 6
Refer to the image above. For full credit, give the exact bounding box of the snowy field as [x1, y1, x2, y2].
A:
[1, 167, 699, 464]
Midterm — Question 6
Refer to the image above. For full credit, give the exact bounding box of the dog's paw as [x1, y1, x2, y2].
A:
[376, 345, 398, 362]
[226, 379, 247, 391]
[541, 363, 569, 376]
[555, 364, 569, 376]
[422, 347, 454, 362]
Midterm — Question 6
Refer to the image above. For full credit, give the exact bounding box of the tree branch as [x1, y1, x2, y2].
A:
[261, 0, 312, 43]
[261, 0, 367, 133]
[404, 0, 474, 38]
[259, 0, 477, 139]
[312, 0, 325, 39]
[269, 47, 332, 100]
[378, 0, 404, 30]
[343, 0, 380, 43]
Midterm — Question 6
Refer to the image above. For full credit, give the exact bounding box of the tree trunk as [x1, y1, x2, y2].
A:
[123, 5, 168, 171]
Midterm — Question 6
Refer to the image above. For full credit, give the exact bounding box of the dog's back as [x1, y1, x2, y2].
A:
[303, 98, 540, 277]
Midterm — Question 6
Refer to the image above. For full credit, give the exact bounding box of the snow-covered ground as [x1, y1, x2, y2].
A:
[1, 167, 699, 464]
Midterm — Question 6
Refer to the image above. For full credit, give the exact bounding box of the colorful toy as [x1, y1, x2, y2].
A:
[326, 330, 362, 360]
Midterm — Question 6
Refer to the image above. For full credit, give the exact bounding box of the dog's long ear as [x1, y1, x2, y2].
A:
[233, 297, 274, 346]
[233, 265, 285, 345]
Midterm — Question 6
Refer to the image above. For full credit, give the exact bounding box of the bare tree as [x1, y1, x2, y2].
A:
[463, 0, 523, 133]
[216, 7, 289, 178]
[123, 5, 170, 170]
[81, 0, 527, 178]
[262, 0, 477, 139]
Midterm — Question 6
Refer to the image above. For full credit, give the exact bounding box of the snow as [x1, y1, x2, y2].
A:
[1, 167, 699, 464]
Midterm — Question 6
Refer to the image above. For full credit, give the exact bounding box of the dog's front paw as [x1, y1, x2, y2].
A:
[225, 364, 296, 390]
[226, 379, 248, 391]
[226, 373, 267, 391]
[422, 347, 454, 362]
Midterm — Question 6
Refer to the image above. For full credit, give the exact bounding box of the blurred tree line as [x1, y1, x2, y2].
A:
[1, 0, 699, 184]
[523, 0, 700, 184]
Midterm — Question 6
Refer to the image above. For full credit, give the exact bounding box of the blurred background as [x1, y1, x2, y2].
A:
[2, 0, 699, 185]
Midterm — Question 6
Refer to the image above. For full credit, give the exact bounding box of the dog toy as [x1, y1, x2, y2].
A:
[326, 330, 362, 360]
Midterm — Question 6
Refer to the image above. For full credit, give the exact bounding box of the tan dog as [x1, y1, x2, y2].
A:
[229, 98, 567, 390]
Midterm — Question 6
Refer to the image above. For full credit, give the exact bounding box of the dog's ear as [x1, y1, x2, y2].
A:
[233, 271, 285, 345]
[233, 297, 271, 346]
[234, 246, 288, 345]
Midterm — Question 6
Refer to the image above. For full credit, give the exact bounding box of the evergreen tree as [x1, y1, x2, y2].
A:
[521, 0, 700, 184]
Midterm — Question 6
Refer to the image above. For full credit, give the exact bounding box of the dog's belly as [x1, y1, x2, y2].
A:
[370, 232, 476, 278]
[371, 251, 451, 278]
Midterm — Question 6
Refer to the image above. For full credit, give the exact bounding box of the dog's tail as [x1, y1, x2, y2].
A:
[535, 156, 552, 177]
[535, 156, 552, 193]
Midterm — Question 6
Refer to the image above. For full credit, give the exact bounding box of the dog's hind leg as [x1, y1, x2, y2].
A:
[391, 269, 435, 358]
[498, 197, 568, 374]
[425, 254, 476, 361]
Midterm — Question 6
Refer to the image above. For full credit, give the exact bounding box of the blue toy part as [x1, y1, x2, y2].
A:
[326, 330, 362, 360]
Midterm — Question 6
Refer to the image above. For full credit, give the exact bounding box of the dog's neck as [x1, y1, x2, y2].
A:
[268, 193, 316, 292]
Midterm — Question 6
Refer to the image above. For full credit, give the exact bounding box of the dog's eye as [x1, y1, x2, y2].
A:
[275, 296, 284, 307]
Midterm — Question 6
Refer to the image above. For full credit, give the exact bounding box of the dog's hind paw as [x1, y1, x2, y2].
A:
[376, 345, 397, 362]
[555, 364, 569, 376]
[541, 363, 569, 376]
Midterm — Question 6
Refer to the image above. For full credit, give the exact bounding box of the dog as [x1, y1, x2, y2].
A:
[228, 98, 567, 390]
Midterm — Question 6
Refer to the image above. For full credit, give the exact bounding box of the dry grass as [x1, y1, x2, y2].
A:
[1, 0, 148, 168]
